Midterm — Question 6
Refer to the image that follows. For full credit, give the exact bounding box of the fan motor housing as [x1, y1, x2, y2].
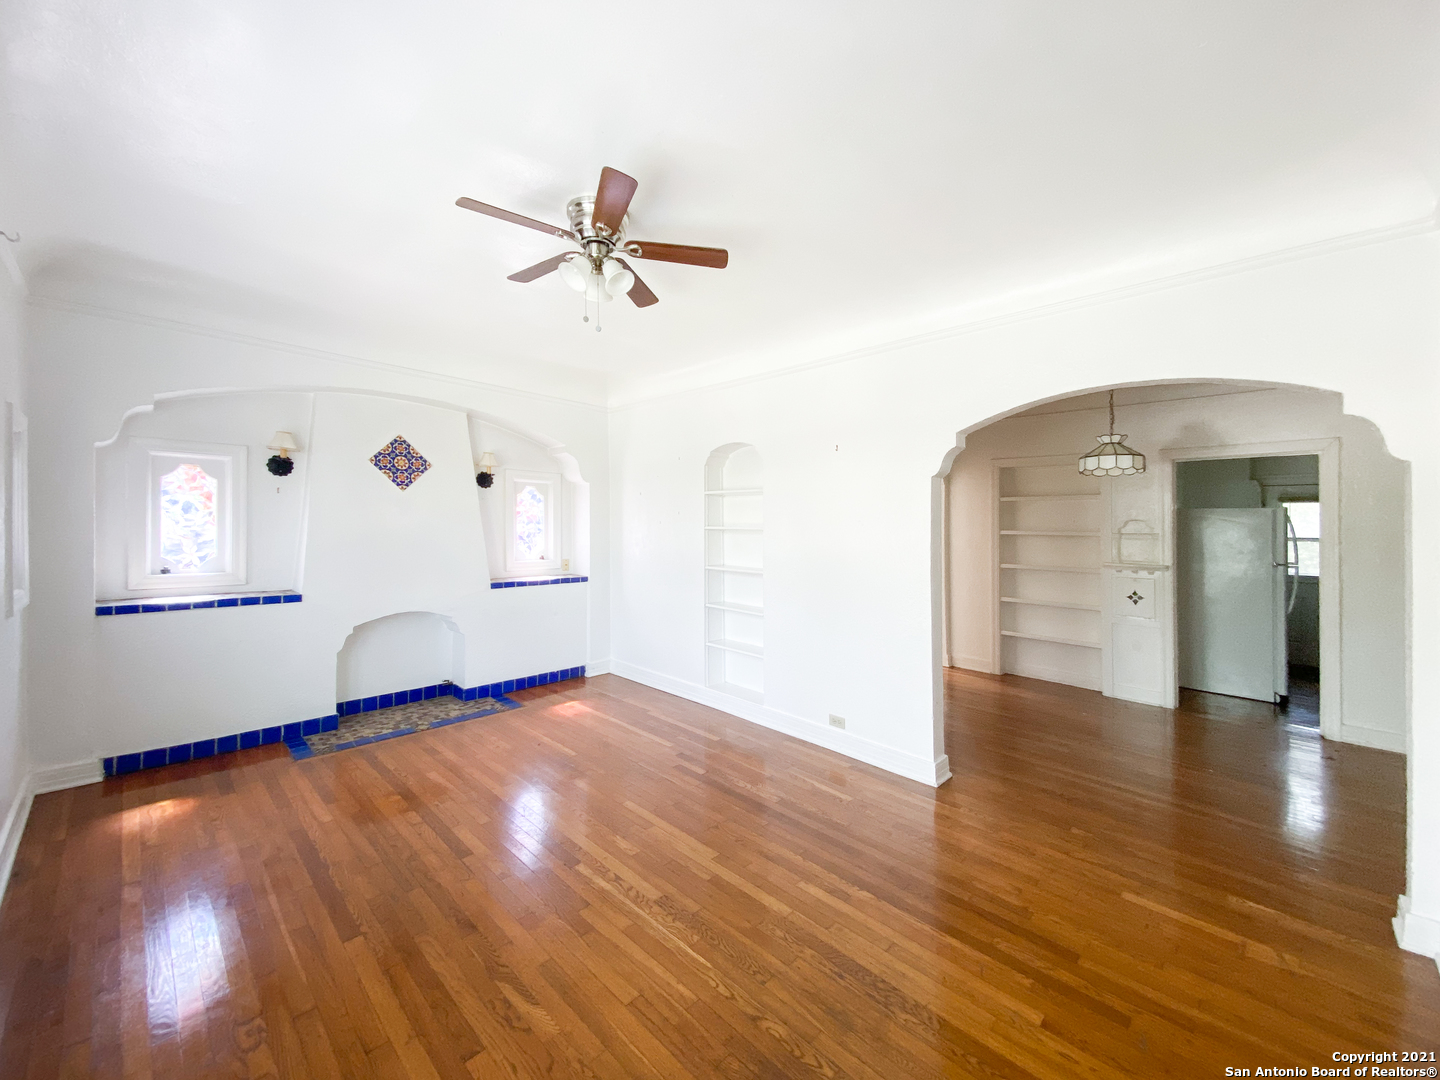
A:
[567, 195, 629, 266]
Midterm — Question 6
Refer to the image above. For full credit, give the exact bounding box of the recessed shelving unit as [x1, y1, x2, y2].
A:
[997, 463, 1103, 690]
[704, 445, 765, 703]
[1000, 596, 1101, 611]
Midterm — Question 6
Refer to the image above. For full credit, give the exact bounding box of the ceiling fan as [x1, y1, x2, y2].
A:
[456, 167, 728, 312]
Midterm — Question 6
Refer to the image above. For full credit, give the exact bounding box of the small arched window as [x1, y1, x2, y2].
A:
[127, 440, 247, 591]
[505, 470, 561, 574]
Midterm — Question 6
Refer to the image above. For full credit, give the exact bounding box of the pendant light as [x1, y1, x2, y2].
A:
[1078, 390, 1146, 476]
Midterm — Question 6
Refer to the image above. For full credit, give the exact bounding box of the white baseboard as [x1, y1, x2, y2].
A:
[584, 658, 612, 677]
[33, 759, 104, 794]
[1113, 683, 1168, 707]
[1006, 660, 1103, 692]
[609, 660, 950, 787]
[947, 655, 996, 675]
[1394, 895, 1440, 972]
[1337, 724, 1406, 754]
[0, 759, 105, 910]
[0, 772, 35, 911]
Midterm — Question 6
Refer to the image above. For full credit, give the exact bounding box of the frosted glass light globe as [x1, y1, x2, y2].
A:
[557, 256, 589, 292]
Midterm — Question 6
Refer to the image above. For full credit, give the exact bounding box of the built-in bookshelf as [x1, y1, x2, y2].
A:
[704, 446, 764, 703]
[998, 463, 1103, 689]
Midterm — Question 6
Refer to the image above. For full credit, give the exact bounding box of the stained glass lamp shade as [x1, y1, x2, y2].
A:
[1078, 391, 1146, 476]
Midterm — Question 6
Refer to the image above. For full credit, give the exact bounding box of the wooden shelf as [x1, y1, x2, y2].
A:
[1000, 630, 1101, 649]
[706, 601, 763, 616]
[704, 489, 763, 496]
[1000, 530, 1101, 537]
[705, 638, 764, 658]
[1000, 564, 1101, 574]
[705, 565, 763, 575]
[1000, 597, 1101, 612]
[999, 494, 1099, 502]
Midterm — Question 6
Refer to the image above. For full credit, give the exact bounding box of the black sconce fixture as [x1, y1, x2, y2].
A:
[475, 451, 496, 488]
[266, 431, 298, 476]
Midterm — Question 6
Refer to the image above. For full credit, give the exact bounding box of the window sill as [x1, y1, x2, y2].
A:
[96, 591, 302, 616]
[489, 576, 589, 589]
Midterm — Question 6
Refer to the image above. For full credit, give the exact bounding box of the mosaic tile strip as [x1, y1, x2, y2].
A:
[490, 576, 589, 589]
[287, 693, 520, 760]
[96, 591, 302, 616]
[101, 664, 587, 776]
[370, 435, 430, 490]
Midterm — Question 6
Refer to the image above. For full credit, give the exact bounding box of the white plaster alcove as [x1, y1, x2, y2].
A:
[336, 611, 465, 702]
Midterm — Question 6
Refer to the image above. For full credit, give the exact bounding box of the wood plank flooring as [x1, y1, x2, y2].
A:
[0, 670, 1434, 1078]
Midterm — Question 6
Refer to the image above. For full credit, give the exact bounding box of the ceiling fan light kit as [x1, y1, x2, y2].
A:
[456, 166, 728, 326]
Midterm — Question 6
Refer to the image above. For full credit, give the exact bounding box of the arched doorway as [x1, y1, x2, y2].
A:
[937, 380, 1407, 751]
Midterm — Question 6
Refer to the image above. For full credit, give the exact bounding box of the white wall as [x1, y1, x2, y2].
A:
[947, 397, 1402, 744]
[0, 257, 28, 884]
[337, 611, 464, 701]
[1176, 457, 1263, 508]
[608, 230, 1440, 958]
[95, 391, 315, 598]
[24, 300, 610, 768]
[470, 416, 587, 581]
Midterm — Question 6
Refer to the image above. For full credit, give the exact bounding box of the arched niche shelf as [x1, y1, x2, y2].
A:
[704, 444, 764, 703]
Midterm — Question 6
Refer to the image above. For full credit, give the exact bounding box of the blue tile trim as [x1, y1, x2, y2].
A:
[489, 576, 589, 589]
[96, 592, 302, 616]
[98, 667, 585, 778]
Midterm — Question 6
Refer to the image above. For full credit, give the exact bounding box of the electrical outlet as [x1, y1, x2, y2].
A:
[562, 559, 570, 571]
[828, 714, 846, 730]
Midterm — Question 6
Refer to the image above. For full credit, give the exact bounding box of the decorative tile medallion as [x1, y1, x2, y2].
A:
[370, 435, 430, 490]
[1127, 590, 1144, 605]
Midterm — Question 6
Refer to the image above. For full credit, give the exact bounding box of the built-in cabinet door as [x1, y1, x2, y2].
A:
[1177, 508, 1287, 702]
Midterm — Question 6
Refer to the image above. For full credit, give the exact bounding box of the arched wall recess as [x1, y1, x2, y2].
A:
[336, 611, 465, 702]
[93, 386, 593, 594]
[704, 444, 764, 703]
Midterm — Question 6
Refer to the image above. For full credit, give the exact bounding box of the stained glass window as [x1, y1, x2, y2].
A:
[159, 463, 219, 572]
[515, 484, 546, 562]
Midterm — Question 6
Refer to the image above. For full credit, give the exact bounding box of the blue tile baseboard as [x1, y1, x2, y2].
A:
[96, 591, 302, 616]
[489, 576, 589, 589]
[104, 713, 339, 776]
[335, 666, 587, 714]
[101, 664, 588, 778]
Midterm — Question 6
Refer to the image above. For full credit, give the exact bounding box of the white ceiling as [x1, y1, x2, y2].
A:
[3, 0, 1437, 398]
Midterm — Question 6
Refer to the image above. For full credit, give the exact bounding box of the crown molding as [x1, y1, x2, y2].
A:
[608, 211, 1440, 411]
[23, 210, 1439, 416]
[25, 294, 609, 412]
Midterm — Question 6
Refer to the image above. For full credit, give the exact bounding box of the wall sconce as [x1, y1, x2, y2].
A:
[476, 451, 497, 488]
[266, 431, 299, 476]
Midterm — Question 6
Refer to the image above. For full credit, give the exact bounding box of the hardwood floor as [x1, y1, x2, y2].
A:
[0, 670, 1434, 1078]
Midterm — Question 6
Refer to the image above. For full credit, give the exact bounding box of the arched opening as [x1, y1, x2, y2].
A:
[933, 378, 1412, 936]
[938, 381, 1407, 746]
[337, 611, 465, 704]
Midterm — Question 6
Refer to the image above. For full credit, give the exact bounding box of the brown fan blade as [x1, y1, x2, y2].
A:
[456, 197, 577, 241]
[507, 253, 571, 283]
[591, 167, 638, 237]
[623, 241, 728, 269]
[615, 259, 658, 307]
